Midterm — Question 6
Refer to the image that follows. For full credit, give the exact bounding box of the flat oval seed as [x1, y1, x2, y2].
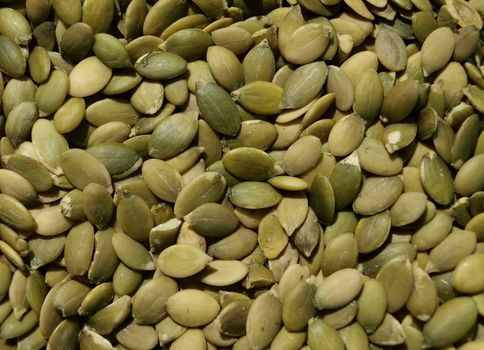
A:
[174, 172, 226, 218]
[61, 149, 112, 192]
[355, 210, 391, 253]
[420, 152, 454, 205]
[166, 289, 220, 327]
[353, 176, 403, 215]
[78, 282, 114, 316]
[452, 254, 484, 294]
[164, 28, 212, 61]
[134, 51, 187, 80]
[283, 136, 322, 176]
[87, 295, 131, 336]
[115, 321, 158, 350]
[243, 39, 275, 83]
[229, 181, 282, 209]
[246, 290, 282, 350]
[314, 268, 363, 310]
[455, 154, 484, 196]
[223, 147, 279, 181]
[116, 192, 153, 242]
[132, 276, 178, 325]
[199, 260, 249, 286]
[426, 230, 476, 273]
[0, 193, 36, 231]
[85, 98, 140, 127]
[69, 56, 112, 97]
[232, 81, 283, 116]
[157, 243, 212, 278]
[282, 278, 317, 332]
[170, 328, 205, 350]
[196, 82, 241, 136]
[375, 28, 407, 72]
[354, 69, 383, 122]
[280, 61, 328, 109]
[207, 227, 257, 260]
[185, 203, 239, 238]
[0, 35, 26, 78]
[308, 318, 345, 350]
[329, 152, 362, 210]
[376, 256, 414, 313]
[148, 111, 198, 159]
[327, 65, 354, 112]
[130, 80, 164, 115]
[380, 79, 419, 123]
[64, 222, 95, 276]
[357, 279, 387, 333]
[111, 232, 155, 271]
[422, 297, 478, 348]
[87, 142, 141, 180]
[0, 309, 38, 340]
[206, 45, 244, 92]
[368, 313, 406, 346]
[142, 159, 183, 203]
[258, 213, 288, 259]
[328, 114, 365, 157]
[406, 264, 439, 321]
[390, 192, 427, 227]
[421, 27, 455, 77]
[358, 137, 403, 176]
[53, 280, 91, 317]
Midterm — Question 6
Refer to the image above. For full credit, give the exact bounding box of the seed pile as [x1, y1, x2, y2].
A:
[0, 0, 483, 349]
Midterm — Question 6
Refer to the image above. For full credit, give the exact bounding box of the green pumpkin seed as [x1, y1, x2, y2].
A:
[174, 171, 226, 218]
[353, 176, 403, 215]
[232, 81, 283, 116]
[422, 297, 478, 348]
[134, 51, 187, 80]
[229, 181, 282, 209]
[148, 111, 198, 159]
[112, 232, 155, 271]
[314, 268, 362, 310]
[426, 229, 476, 273]
[307, 318, 345, 350]
[166, 289, 220, 327]
[87, 295, 132, 336]
[376, 255, 414, 313]
[368, 313, 405, 346]
[375, 28, 407, 72]
[197, 82, 242, 136]
[0, 35, 26, 78]
[258, 212, 288, 259]
[68, 56, 112, 98]
[380, 79, 419, 123]
[246, 290, 282, 350]
[206, 45, 244, 92]
[280, 62, 328, 110]
[329, 152, 362, 210]
[357, 279, 387, 333]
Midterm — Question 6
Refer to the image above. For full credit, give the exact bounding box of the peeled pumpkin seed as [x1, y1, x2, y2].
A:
[422, 297, 478, 348]
[246, 290, 282, 350]
[197, 81, 241, 136]
[199, 260, 249, 286]
[223, 147, 280, 181]
[111, 232, 155, 271]
[307, 318, 345, 350]
[232, 81, 282, 115]
[280, 61, 328, 110]
[166, 289, 220, 327]
[314, 268, 363, 310]
[229, 181, 282, 209]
